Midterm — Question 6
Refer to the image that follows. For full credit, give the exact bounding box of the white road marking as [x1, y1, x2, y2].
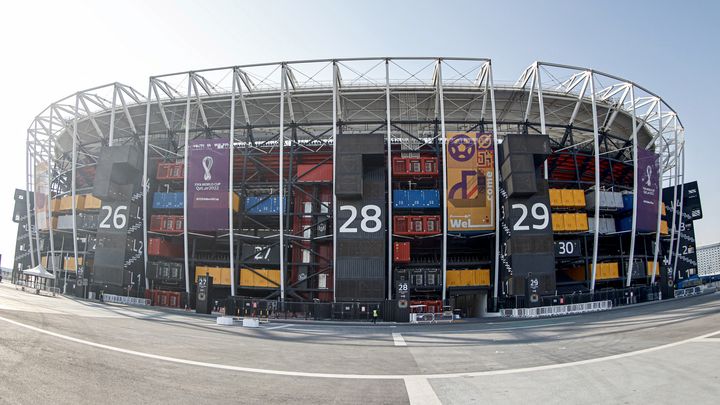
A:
[1, 313, 719, 381]
[691, 337, 720, 343]
[404, 376, 441, 405]
[265, 324, 292, 330]
[392, 333, 406, 346]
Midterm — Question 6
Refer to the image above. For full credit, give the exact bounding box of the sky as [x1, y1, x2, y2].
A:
[0, 0, 718, 267]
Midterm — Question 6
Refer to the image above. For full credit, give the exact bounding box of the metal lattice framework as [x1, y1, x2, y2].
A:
[24, 58, 687, 302]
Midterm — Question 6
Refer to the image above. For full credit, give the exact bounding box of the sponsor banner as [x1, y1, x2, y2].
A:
[636, 148, 659, 232]
[681, 181, 702, 220]
[187, 138, 231, 232]
[34, 162, 49, 230]
[446, 132, 495, 231]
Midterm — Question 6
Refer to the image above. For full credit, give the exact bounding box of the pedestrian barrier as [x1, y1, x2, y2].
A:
[409, 312, 453, 324]
[501, 300, 612, 319]
[102, 294, 151, 306]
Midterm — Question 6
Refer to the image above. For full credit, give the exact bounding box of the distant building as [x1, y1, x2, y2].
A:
[697, 242, 720, 276]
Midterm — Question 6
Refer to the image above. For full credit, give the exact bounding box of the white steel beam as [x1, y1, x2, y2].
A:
[229, 69, 237, 297]
[332, 61, 338, 303]
[437, 59, 448, 302]
[589, 72, 601, 292]
[488, 61, 501, 311]
[279, 63, 286, 301]
[142, 80, 152, 290]
[182, 76, 192, 295]
[385, 59, 393, 300]
[626, 84, 639, 287]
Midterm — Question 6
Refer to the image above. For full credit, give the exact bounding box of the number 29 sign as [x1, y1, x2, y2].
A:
[446, 132, 495, 231]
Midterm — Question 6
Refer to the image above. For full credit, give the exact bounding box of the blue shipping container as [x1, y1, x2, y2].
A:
[153, 192, 184, 209]
[620, 194, 633, 213]
[393, 190, 440, 209]
[616, 215, 633, 232]
[245, 196, 287, 215]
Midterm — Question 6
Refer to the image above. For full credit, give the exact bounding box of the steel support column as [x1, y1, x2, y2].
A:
[332, 61, 338, 303]
[142, 81, 152, 290]
[437, 59, 449, 302]
[279, 63, 286, 301]
[71, 95, 81, 285]
[589, 73, 601, 292]
[385, 59, 393, 300]
[228, 69, 237, 297]
[182, 76, 192, 295]
[626, 84, 639, 287]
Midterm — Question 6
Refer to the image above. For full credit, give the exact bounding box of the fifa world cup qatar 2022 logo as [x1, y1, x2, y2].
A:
[202, 156, 214, 181]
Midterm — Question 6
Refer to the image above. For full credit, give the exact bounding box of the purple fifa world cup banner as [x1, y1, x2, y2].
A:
[187, 138, 230, 232]
[636, 148, 660, 232]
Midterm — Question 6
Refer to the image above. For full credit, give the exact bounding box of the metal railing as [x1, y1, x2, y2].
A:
[102, 294, 151, 306]
[502, 300, 612, 319]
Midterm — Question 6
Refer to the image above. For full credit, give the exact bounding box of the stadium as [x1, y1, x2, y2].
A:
[12, 57, 702, 319]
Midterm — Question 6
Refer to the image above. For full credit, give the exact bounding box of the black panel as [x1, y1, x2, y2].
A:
[336, 133, 384, 156]
[196, 275, 213, 314]
[241, 244, 280, 265]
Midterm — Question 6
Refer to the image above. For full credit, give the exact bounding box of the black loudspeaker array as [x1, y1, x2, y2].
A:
[334, 133, 386, 301]
[499, 134, 556, 303]
[92, 145, 145, 287]
[196, 275, 214, 314]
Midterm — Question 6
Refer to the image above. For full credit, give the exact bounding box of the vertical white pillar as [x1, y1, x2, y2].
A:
[24, 132, 36, 268]
[385, 59, 393, 300]
[650, 130, 664, 285]
[30, 125, 42, 268]
[229, 69, 237, 297]
[279, 63, 286, 301]
[182, 76, 192, 295]
[535, 63, 549, 179]
[47, 112, 57, 286]
[142, 81, 152, 290]
[589, 72, 601, 292]
[626, 84, 639, 287]
[109, 85, 117, 147]
[332, 61, 338, 303]
[71, 95, 80, 282]
[672, 122, 685, 281]
[488, 62, 501, 310]
[437, 59, 449, 302]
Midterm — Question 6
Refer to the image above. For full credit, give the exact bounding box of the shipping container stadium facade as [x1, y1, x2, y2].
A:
[15, 58, 696, 316]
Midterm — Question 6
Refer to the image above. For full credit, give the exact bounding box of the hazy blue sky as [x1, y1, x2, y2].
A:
[0, 0, 718, 266]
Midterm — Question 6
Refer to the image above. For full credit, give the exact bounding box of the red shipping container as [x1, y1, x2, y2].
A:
[393, 216, 409, 234]
[392, 158, 408, 175]
[150, 215, 165, 232]
[408, 159, 422, 174]
[148, 238, 182, 257]
[393, 242, 411, 263]
[156, 162, 171, 180]
[424, 216, 441, 234]
[409, 217, 424, 233]
[297, 163, 333, 182]
[421, 157, 438, 176]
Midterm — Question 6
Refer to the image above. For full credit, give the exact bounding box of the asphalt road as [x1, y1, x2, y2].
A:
[1, 282, 719, 404]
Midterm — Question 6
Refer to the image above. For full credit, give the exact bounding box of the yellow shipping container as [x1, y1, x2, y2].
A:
[572, 189, 586, 208]
[549, 189, 563, 207]
[563, 213, 577, 231]
[575, 213, 589, 231]
[58, 195, 86, 211]
[233, 193, 240, 213]
[446, 270, 462, 287]
[552, 213, 565, 232]
[475, 269, 491, 286]
[64, 256, 83, 271]
[561, 189, 575, 207]
[646, 261, 660, 276]
[660, 220, 669, 235]
[84, 195, 102, 210]
[661, 203, 667, 216]
[51, 198, 62, 212]
[195, 266, 232, 286]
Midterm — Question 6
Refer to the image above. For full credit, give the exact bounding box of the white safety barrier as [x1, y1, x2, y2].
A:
[102, 294, 151, 306]
[501, 300, 612, 319]
[409, 312, 453, 324]
[675, 286, 704, 298]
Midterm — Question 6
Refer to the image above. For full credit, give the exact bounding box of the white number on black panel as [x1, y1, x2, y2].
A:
[339, 204, 382, 233]
[511, 203, 549, 231]
[558, 241, 575, 255]
[99, 205, 128, 230]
